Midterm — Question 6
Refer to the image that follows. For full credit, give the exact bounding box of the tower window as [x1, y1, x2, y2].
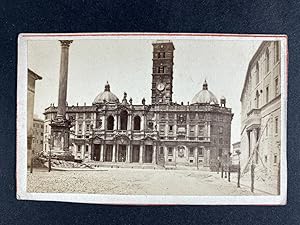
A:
[158, 52, 165, 58]
[169, 125, 173, 131]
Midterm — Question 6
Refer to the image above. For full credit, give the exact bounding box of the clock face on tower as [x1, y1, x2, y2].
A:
[156, 82, 165, 91]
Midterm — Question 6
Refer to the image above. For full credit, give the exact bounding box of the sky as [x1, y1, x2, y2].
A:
[28, 37, 261, 145]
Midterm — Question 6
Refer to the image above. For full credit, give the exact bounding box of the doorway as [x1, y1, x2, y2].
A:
[94, 144, 100, 161]
[105, 145, 113, 162]
[118, 145, 127, 162]
[132, 145, 140, 162]
[145, 145, 153, 163]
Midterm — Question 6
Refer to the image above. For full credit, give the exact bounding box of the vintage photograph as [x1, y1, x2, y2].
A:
[17, 33, 287, 205]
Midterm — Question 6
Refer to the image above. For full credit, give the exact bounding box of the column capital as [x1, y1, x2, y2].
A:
[59, 40, 73, 48]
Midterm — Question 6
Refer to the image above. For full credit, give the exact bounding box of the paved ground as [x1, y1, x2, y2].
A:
[27, 168, 269, 196]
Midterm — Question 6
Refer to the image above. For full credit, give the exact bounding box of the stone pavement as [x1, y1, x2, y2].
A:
[27, 168, 273, 196]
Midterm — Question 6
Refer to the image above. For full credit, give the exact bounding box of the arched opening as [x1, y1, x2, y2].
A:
[133, 115, 141, 130]
[107, 115, 114, 130]
[255, 90, 259, 108]
[120, 110, 128, 130]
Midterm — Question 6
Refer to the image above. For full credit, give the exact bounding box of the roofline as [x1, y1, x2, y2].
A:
[28, 68, 42, 80]
[240, 41, 270, 101]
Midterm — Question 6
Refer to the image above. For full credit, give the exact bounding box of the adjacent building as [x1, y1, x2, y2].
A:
[32, 116, 44, 154]
[44, 40, 233, 171]
[27, 69, 42, 166]
[240, 41, 281, 179]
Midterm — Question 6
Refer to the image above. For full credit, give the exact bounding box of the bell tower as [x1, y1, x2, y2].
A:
[151, 40, 175, 104]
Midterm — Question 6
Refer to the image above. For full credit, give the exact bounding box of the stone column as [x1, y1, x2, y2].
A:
[126, 145, 130, 163]
[113, 115, 117, 130]
[207, 122, 211, 141]
[139, 145, 143, 163]
[164, 146, 168, 162]
[56, 40, 73, 120]
[112, 144, 116, 162]
[100, 144, 104, 162]
[152, 145, 156, 164]
[141, 115, 145, 130]
[128, 114, 132, 130]
[81, 145, 84, 160]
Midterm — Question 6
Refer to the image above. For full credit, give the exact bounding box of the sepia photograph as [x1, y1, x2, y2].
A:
[17, 33, 287, 205]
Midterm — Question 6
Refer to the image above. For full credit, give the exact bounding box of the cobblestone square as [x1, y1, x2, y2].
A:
[27, 169, 266, 196]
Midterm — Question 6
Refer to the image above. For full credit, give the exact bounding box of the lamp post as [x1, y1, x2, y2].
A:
[236, 149, 241, 188]
[30, 137, 35, 173]
[48, 137, 52, 172]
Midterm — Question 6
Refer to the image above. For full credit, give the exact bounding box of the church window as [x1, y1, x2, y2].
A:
[77, 145, 81, 152]
[85, 145, 89, 153]
[169, 125, 173, 131]
[133, 115, 141, 130]
[107, 115, 114, 130]
[120, 110, 128, 130]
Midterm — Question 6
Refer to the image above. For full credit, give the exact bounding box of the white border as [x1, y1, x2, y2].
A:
[16, 33, 288, 205]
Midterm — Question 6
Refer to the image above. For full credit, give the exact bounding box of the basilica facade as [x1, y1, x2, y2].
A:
[43, 41, 233, 171]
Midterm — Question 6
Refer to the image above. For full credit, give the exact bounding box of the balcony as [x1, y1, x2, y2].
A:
[246, 108, 261, 129]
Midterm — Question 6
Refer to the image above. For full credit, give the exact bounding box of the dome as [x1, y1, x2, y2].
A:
[191, 80, 218, 104]
[93, 82, 119, 104]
